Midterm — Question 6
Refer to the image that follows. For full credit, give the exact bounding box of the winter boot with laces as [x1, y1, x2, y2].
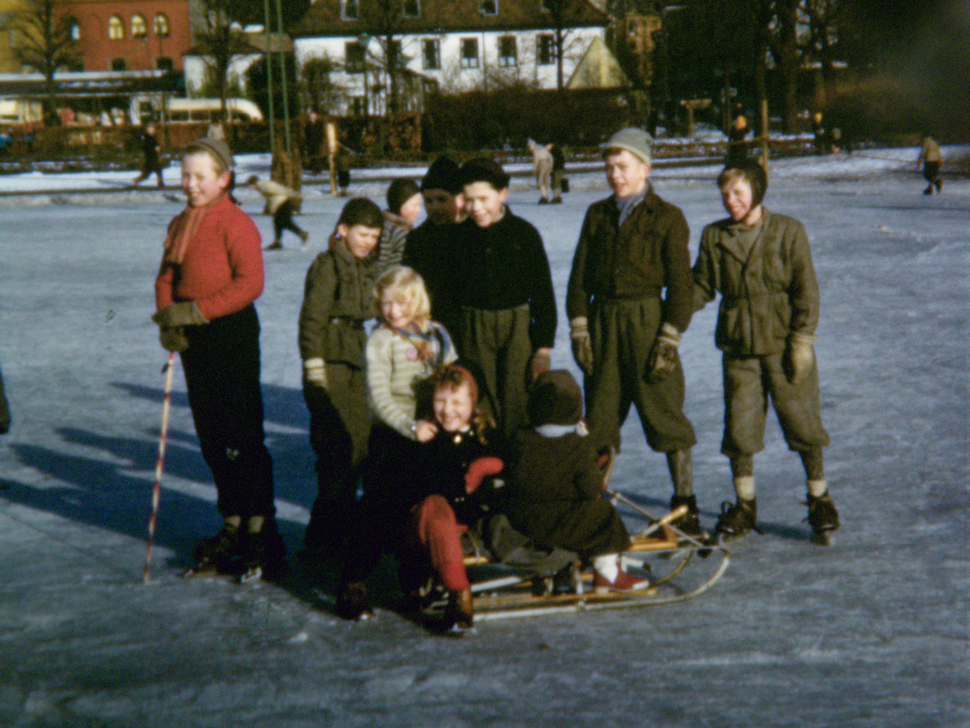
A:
[805, 492, 840, 545]
[669, 494, 702, 537]
[239, 517, 288, 582]
[186, 518, 242, 576]
[714, 498, 760, 541]
[443, 588, 475, 634]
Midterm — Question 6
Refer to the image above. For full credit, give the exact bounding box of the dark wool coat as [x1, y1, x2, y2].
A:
[509, 430, 630, 559]
[566, 185, 694, 333]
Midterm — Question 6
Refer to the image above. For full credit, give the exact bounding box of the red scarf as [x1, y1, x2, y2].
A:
[162, 196, 223, 265]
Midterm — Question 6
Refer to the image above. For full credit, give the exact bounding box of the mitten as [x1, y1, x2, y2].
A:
[569, 317, 593, 376]
[464, 457, 504, 494]
[783, 332, 817, 384]
[529, 349, 551, 382]
[152, 301, 208, 328]
[646, 322, 682, 382]
[159, 326, 189, 353]
[303, 358, 328, 389]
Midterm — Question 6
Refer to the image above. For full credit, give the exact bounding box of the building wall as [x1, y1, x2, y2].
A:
[295, 26, 603, 114]
[55, 0, 192, 72]
[0, 0, 31, 73]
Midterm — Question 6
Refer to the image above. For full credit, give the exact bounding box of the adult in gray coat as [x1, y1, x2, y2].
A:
[693, 160, 838, 543]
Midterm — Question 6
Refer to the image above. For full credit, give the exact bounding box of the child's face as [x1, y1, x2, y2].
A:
[338, 223, 381, 259]
[434, 382, 474, 433]
[463, 181, 508, 228]
[398, 193, 424, 226]
[380, 291, 414, 329]
[181, 152, 229, 208]
[720, 177, 758, 224]
[605, 149, 650, 199]
[422, 189, 462, 225]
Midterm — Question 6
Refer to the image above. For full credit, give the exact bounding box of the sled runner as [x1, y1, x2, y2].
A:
[420, 500, 731, 624]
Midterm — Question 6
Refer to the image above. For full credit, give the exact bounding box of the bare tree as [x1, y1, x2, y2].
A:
[14, 0, 80, 126]
[539, 0, 595, 91]
[192, 0, 261, 120]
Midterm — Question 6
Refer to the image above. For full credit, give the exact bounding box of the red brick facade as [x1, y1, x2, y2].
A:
[55, 0, 192, 72]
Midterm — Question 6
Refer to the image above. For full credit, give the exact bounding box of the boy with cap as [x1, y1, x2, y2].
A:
[455, 157, 557, 437]
[402, 155, 466, 340]
[565, 127, 701, 535]
[693, 159, 838, 543]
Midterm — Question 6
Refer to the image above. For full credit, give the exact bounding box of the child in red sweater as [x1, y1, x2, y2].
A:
[152, 137, 284, 580]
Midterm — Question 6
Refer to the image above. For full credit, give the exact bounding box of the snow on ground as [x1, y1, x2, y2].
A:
[0, 150, 967, 727]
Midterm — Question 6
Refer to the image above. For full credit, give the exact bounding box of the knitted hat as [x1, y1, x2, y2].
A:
[386, 178, 421, 215]
[458, 156, 510, 190]
[421, 155, 462, 194]
[603, 127, 653, 164]
[720, 158, 768, 208]
[187, 137, 235, 171]
[527, 370, 584, 427]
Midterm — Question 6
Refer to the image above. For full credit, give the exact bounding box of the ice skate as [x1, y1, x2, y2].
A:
[336, 581, 374, 621]
[239, 521, 288, 583]
[714, 498, 760, 543]
[805, 493, 840, 545]
[443, 588, 475, 634]
[669, 494, 702, 537]
[184, 523, 242, 577]
[264, 240, 284, 250]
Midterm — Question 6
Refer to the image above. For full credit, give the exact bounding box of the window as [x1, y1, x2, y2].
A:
[480, 0, 497, 15]
[537, 34, 555, 65]
[154, 14, 169, 37]
[156, 56, 174, 71]
[345, 41, 365, 73]
[341, 0, 358, 20]
[350, 96, 366, 116]
[387, 39, 401, 67]
[498, 36, 516, 67]
[422, 38, 440, 70]
[66, 17, 80, 40]
[540, 0, 557, 10]
[108, 15, 124, 40]
[402, 0, 420, 17]
[131, 14, 147, 39]
[460, 38, 478, 68]
[110, 57, 129, 71]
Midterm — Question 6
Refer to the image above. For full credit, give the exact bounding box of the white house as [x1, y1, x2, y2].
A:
[289, 0, 611, 115]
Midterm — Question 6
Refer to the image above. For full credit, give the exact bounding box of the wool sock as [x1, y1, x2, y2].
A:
[733, 476, 756, 502]
[592, 554, 619, 583]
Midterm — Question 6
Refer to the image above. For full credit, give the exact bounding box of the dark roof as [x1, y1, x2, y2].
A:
[290, 0, 609, 39]
[184, 31, 294, 57]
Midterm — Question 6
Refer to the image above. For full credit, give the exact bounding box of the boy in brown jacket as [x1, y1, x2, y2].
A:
[566, 127, 700, 535]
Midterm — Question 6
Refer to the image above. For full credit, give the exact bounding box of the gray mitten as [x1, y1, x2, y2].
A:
[159, 326, 189, 353]
[569, 317, 593, 376]
[783, 332, 817, 384]
[646, 323, 682, 382]
[152, 301, 208, 328]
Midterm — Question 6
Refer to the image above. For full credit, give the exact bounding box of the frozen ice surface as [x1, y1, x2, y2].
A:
[0, 151, 966, 727]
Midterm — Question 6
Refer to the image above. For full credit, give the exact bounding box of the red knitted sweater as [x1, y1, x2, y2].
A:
[154, 195, 264, 321]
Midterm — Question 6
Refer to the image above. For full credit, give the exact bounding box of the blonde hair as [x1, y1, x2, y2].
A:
[374, 266, 431, 324]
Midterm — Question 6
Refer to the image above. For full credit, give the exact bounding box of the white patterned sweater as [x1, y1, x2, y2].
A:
[364, 321, 457, 439]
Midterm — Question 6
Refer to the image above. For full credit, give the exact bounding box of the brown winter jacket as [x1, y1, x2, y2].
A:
[298, 241, 378, 366]
[692, 210, 821, 357]
[566, 185, 694, 332]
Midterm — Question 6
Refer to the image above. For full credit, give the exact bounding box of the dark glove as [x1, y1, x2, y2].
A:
[783, 332, 817, 384]
[158, 326, 189, 353]
[152, 301, 208, 328]
[569, 317, 593, 376]
[646, 323, 682, 382]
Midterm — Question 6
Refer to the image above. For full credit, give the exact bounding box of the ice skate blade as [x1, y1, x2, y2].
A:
[811, 530, 836, 546]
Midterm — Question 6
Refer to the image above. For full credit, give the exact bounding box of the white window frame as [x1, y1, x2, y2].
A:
[460, 38, 479, 68]
[480, 0, 497, 16]
[498, 36, 516, 67]
[422, 38, 440, 70]
[341, 0, 359, 21]
[402, 0, 420, 18]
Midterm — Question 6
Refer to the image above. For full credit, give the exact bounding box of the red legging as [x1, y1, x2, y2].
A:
[408, 495, 470, 592]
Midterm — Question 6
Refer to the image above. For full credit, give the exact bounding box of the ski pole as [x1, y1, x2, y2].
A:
[144, 351, 176, 584]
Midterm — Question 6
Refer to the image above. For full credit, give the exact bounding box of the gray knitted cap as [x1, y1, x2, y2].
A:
[603, 127, 653, 164]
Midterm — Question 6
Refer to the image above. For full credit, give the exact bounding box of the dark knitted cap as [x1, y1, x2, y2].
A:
[458, 156, 510, 190]
[421, 155, 462, 194]
[386, 178, 421, 214]
[719, 158, 768, 207]
[528, 370, 584, 427]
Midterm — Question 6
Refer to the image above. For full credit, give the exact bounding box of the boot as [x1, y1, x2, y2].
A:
[668, 494, 701, 537]
[805, 492, 840, 543]
[666, 450, 699, 535]
[923, 185, 933, 195]
[240, 517, 287, 582]
[336, 581, 373, 621]
[714, 498, 760, 540]
[935, 179, 943, 193]
[188, 518, 242, 575]
[444, 588, 474, 633]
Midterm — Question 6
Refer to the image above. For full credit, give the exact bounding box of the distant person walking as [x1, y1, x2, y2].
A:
[726, 112, 750, 166]
[133, 124, 164, 188]
[246, 175, 309, 250]
[528, 139, 554, 204]
[549, 142, 566, 204]
[917, 135, 943, 195]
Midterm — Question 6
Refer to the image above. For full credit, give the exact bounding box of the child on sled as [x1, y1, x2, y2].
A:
[509, 370, 648, 593]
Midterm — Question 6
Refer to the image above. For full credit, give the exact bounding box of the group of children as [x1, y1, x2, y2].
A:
[152, 127, 839, 631]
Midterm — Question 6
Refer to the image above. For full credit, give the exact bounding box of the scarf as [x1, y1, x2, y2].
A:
[388, 322, 449, 367]
[615, 187, 647, 228]
[162, 198, 220, 265]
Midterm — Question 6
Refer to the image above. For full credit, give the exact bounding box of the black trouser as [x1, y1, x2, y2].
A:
[923, 161, 941, 185]
[273, 200, 305, 242]
[181, 305, 275, 519]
